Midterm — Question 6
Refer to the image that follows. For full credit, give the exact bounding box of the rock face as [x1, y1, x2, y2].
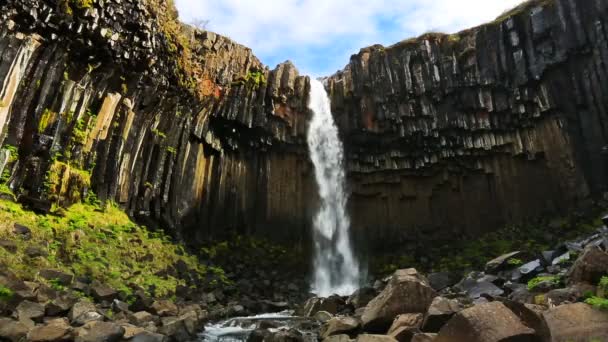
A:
[0, 0, 608, 254]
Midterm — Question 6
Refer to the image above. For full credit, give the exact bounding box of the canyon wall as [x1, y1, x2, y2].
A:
[1, 0, 608, 255]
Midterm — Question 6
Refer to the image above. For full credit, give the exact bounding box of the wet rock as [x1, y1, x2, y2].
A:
[435, 302, 537, 342]
[386, 313, 423, 342]
[90, 281, 118, 302]
[347, 287, 377, 309]
[542, 303, 608, 341]
[151, 300, 179, 317]
[567, 246, 608, 285]
[315, 310, 334, 323]
[355, 334, 398, 342]
[321, 317, 360, 339]
[27, 318, 72, 341]
[485, 251, 524, 273]
[73, 321, 125, 342]
[422, 297, 463, 332]
[39, 269, 73, 286]
[16, 300, 45, 322]
[361, 269, 436, 332]
[0, 318, 29, 342]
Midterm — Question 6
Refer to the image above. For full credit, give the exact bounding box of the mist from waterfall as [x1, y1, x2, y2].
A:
[306, 78, 360, 297]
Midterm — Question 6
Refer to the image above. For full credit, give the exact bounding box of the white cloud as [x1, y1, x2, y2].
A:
[175, 0, 525, 76]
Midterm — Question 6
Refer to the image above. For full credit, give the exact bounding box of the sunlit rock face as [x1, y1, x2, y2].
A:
[1, 0, 608, 258]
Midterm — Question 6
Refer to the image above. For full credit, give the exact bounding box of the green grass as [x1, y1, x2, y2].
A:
[0, 199, 213, 298]
[585, 296, 608, 311]
[0, 285, 13, 302]
[527, 276, 560, 291]
[507, 258, 524, 266]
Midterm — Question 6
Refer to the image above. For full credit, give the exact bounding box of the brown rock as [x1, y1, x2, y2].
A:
[90, 281, 118, 302]
[321, 317, 361, 339]
[355, 334, 398, 342]
[387, 313, 423, 342]
[362, 269, 436, 333]
[130, 311, 158, 326]
[27, 318, 72, 341]
[0, 318, 29, 342]
[422, 297, 463, 332]
[323, 334, 352, 342]
[435, 301, 538, 342]
[151, 300, 179, 317]
[39, 269, 73, 285]
[541, 303, 608, 342]
[73, 321, 125, 342]
[411, 333, 437, 342]
[16, 300, 45, 321]
[567, 246, 608, 285]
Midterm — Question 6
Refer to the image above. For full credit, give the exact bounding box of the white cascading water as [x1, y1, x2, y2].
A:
[307, 78, 360, 297]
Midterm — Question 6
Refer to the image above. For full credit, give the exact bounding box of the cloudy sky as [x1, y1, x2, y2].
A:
[175, 0, 525, 77]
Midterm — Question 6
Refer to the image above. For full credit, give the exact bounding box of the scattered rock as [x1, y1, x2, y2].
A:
[347, 287, 377, 309]
[315, 311, 334, 323]
[90, 281, 118, 302]
[567, 246, 608, 285]
[39, 269, 73, 286]
[151, 300, 179, 317]
[427, 272, 456, 291]
[0, 318, 29, 342]
[27, 318, 72, 342]
[73, 321, 125, 342]
[129, 311, 158, 326]
[131, 331, 168, 342]
[485, 251, 524, 273]
[411, 333, 437, 342]
[69, 300, 101, 326]
[13, 223, 32, 239]
[46, 295, 77, 316]
[0, 239, 17, 253]
[25, 246, 48, 258]
[435, 301, 537, 342]
[355, 334, 398, 342]
[361, 269, 435, 333]
[158, 316, 191, 341]
[120, 323, 146, 339]
[422, 297, 463, 332]
[15, 300, 45, 322]
[387, 313, 423, 342]
[541, 303, 608, 341]
[323, 334, 351, 342]
[321, 317, 360, 339]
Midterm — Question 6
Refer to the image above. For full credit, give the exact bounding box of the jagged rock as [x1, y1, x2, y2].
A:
[435, 302, 537, 342]
[361, 269, 436, 332]
[73, 321, 125, 342]
[112, 299, 131, 313]
[315, 311, 334, 323]
[355, 334, 398, 342]
[39, 269, 73, 286]
[15, 300, 45, 321]
[130, 311, 158, 326]
[90, 281, 118, 302]
[422, 297, 463, 332]
[27, 318, 72, 342]
[347, 287, 377, 309]
[321, 317, 360, 339]
[158, 316, 192, 341]
[455, 273, 504, 299]
[567, 246, 608, 285]
[387, 313, 423, 342]
[120, 323, 146, 339]
[151, 300, 179, 317]
[131, 331, 168, 342]
[0, 318, 29, 342]
[541, 303, 608, 341]
[411, 333, 437, 342]
[69, 300, 102, 326]
[323, 334, 351, 342]
[46, 295, 77, 316]
[485, 252, 524, 273]
[427, 273, 456, 292]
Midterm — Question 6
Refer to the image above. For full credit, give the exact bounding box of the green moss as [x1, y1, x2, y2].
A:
[585, 296, 608, 311]
[527, 276, 560, 291]
[121, 83, 128, 95]
[44, 161, 91, 205]
[507, 258, 523, 266]
[71, 0, 93, 9]
[151, 128, 167, 139]
[39, 109, 56, 134]
[166, 147, 177, 155]
[0, 285, 13, 302]
[233, 70, 267, 89]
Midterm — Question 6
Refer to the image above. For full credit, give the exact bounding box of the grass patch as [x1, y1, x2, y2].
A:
[0, 199, 213, 298]
[585, 296, 608, 311]
[0, 285, 13, 302]
[527, 275, 560, 291]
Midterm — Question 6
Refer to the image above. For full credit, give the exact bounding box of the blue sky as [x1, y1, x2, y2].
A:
[175, 0, 525, 77]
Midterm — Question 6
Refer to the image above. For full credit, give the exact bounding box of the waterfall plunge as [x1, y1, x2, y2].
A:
[307, 78, 360, 297]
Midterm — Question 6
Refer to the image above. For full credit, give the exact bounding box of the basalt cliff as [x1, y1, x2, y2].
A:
[1, 0, 608, 256]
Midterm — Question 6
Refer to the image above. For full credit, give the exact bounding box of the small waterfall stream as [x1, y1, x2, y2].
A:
[306, 78, 360, 297]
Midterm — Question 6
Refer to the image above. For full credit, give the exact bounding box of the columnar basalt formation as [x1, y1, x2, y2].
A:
[327, 0, 608, 251]
[1, 0, 608, 256]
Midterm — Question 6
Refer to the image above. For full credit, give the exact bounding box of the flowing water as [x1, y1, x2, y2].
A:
[306, 78, 360, 297]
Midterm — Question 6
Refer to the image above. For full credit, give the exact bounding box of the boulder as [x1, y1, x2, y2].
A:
[90, 281, 118, 302]
[69, 300, 102, 326]
[355, 334, 398, 342]
[427, 272, 456, 291]
[46, 295, 77, 316]
[411, 333, 437, 342]
[131, 331, 168, 342]
[315, 311, 334, 323]
[361, 269, 436, 333]
[347, 287, 377, 309]
[485, 251, 524, 273]
[73, 321, 125, 342]
[567, 246, 608, 285]
[129, 311, 158, 326]
[151, 300, 179, 317]
[265, 329, 304, 342]
[120, 323, 146, 339]
[27, 318, 72, 342]
[541, 303, 608, 341]
[387, 313, 423, 342]
[158, 316, 191, 341]
[435, 301, 538, 342]
[15, 300, 45, 322]
[39, 269, 73, 285]
[422, 297, 463, 332]
[0, 318, 29, 342]
[323, 334, 351, 342]
[321, 317, 361, 339]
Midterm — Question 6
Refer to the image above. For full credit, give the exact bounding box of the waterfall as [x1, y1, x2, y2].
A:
[306, 78, 360, 297]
